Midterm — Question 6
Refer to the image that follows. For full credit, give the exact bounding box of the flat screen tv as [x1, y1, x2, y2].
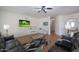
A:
[19, 20, 31, 27]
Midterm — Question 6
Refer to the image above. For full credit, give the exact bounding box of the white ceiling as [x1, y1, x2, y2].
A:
[0, 6, 79, 18]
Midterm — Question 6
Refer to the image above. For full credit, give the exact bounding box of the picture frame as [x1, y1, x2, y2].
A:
[43, 22, 48, 26]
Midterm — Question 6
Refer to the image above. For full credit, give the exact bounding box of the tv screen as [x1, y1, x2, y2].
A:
[19, 20, 31, 27]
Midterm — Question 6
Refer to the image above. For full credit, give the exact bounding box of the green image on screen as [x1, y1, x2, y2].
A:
[19, 20, 31, 27]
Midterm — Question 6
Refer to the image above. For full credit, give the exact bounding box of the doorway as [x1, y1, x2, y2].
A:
[50, 19, 55, 34]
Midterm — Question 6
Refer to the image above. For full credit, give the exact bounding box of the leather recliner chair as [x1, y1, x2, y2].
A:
[0, 35, 24, 52]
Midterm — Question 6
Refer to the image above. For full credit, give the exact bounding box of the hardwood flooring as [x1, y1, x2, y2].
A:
[43, 32, 60, 52]
[16, 33, 60, 52]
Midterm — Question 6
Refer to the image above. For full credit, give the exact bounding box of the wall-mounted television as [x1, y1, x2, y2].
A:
[19, 20, 31, 27]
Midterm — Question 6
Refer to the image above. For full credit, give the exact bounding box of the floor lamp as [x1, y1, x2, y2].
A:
[3, 24, 10, 36]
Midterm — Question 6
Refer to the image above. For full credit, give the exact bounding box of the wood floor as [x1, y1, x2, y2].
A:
[16, 33, 60, 52]
[43, 32, 60, 52]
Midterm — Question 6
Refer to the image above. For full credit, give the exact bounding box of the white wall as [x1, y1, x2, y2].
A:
[55, 13, 79, 35]
[25, 17, 51, 35]
[0, 11, 40, 37]
[0, 11, 50, 37]
[50, 18, 55, 33]
[37, 17, 51, 35]
[0, 12, 4, 33]
[55, 15, 65, 35]
[0, 20, 1, 32]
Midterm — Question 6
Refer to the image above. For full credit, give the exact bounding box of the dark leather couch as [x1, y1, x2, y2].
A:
[0, 35, 24, 52]
[49, 32, 79, 52]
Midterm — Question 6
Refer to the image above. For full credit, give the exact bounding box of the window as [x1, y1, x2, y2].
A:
[65, 19, 76, 30]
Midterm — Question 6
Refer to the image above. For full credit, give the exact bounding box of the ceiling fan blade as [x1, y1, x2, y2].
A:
[42, 6, 45, 8]
[35, 6, 45, 9]
[46, 8, 53, 10]
[35, 6, 52, 13]
[42, 9, 47, 13]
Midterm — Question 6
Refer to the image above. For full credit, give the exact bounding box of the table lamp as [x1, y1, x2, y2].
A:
[3, 24, 10, 36]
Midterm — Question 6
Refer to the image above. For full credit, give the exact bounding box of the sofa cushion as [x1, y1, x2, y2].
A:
[0, 37, 5, 49]
[4, 35, 14, 41]
[6, 41, 16, 50]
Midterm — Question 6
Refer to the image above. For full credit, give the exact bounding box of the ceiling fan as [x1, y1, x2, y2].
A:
[35, 6, 53, 13]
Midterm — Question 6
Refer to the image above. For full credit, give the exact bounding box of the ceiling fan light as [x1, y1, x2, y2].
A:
[35, 6, 52, 13]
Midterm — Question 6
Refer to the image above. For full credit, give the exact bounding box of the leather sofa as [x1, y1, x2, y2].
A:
[0, 35, 24, 52]
[48, 32, 79, 52]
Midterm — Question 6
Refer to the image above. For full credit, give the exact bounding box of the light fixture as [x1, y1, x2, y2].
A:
[65, 22, 71, 35]
[71, 22, 75, 27]
[35, 6, 53, 13]
[65, 20, 76, 37]
[3, 24, 10, 36]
